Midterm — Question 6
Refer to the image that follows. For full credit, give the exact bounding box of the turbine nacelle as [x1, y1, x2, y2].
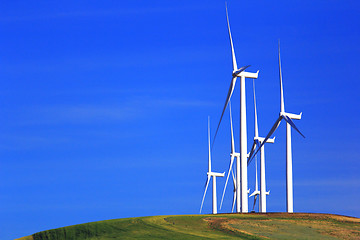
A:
[280, 111, 302, 120]
[247, 136, 275, 165]
[254, 136, 275, 144]
[207, 172, 225, 177]
[251, 190, 270, 197]
[251, 190, 270, 196]
[249, 190, 260, 198]
[233, 69, 259, 79]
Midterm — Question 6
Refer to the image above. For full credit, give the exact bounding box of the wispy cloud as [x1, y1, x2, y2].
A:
[0, 134, 70, 151]
[17, 97, 214, 125]
[0, 45, 223, 74]
[38, 104, 140, 123]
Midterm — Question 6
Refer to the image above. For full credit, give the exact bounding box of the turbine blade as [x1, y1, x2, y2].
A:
[283, 115, 305, 138]
[231, 167, 236, 188]
[220, 155, 235, 209]
[208, 116, 211, 172]
[231, 189, 236, 213]
[252, 195, 257, 212]
[231, 167, 236, 213]
[212, 76, 237, 148]
[253, 79, 259, 138]
[249, 116, 283, 164]
[200, 175, 211, 213]
[255, 139, 261, 148]
[229, 101, 235, 154]
[279, 39, 285, 113]
[247, 141, 257, 165]
[233, 65, 250, 76]
[225, 3, 237, 71]
[261, 115, 282, 146]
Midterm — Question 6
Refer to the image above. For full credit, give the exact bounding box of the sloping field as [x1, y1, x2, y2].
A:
[17, 213, 360, 240]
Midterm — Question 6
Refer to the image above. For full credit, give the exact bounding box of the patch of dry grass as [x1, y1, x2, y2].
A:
[210, 213, 360, 240]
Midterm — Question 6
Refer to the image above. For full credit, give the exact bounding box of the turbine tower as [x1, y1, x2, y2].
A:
[249, 40, 305, 213]
[200, 117, 225, 214]
[212, 4, 258, 213]
[219, 101, 239, 212]
[248, 79, 274, 213]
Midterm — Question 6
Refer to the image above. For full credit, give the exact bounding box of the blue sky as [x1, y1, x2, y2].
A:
[0, 0, 359, 239]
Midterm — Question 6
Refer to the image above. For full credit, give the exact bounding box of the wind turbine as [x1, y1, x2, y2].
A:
[212, 4, 258, 213]
[219, 101, 239, 212]
[249, 40, 305, 213]
[200, 117, 225, 214]
[248, 79, 274, 213]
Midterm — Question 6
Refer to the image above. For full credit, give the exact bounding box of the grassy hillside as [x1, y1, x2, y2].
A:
[16, 213, 360, 240]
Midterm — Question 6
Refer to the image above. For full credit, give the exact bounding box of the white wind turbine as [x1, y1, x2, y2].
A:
[200, 117, 225, 214]
[249, 40, 305, 213]
[212, 3, 258, 213]
[219, 101, 239, 212]
[248, 79, 274, 213]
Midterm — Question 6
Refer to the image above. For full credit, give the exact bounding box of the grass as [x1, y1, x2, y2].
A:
[16, 213, 360, 240]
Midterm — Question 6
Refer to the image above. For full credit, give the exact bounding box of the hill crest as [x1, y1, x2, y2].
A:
[17, 213, 360, 240]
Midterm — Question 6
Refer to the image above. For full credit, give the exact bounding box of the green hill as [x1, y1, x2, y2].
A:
[17, 213, 360, 240]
